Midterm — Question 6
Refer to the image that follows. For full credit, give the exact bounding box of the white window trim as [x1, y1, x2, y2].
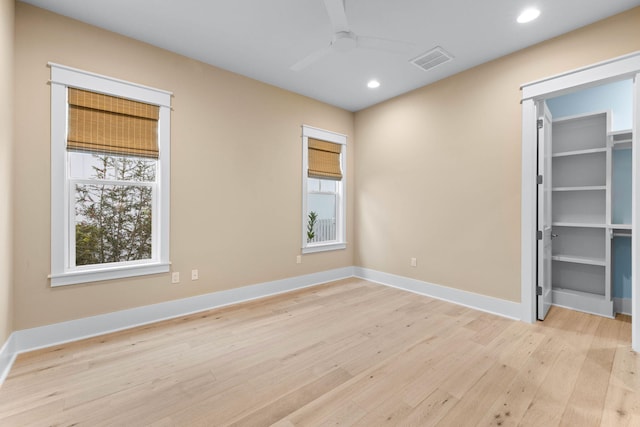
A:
[301, 124, 347, 254]
[49, 63, 172, 286]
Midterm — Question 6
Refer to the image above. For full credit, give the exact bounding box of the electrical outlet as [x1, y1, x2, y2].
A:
[172, 272, 180, 283]
[296, 255, 302, 264]
[410, 257, 417, 267]
[191, 269, 199, 280]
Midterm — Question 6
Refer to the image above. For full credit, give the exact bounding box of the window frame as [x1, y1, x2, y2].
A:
[49, 63, 172, 286]
[301, 125, 347, 253]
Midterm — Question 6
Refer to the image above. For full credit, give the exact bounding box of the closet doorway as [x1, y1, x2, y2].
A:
[543, 81, 633, 319]
[520, 51, 640, 351]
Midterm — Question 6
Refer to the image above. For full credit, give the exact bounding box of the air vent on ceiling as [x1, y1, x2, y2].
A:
[410, 47, 453, 72]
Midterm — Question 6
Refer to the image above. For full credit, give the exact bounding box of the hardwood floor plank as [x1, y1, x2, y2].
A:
[518, 343, 586, 427]
[601, 315, 640, 426]
[435, 361, 519, 426]
[225, 367, 353, 426]
[560, 313, 620, 426]
[600, 384, 640, 427]
[403, 389, 460, 427]
[476, 335, 562, 426]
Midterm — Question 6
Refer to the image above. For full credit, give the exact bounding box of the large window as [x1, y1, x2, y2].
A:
[301, 125, 346, 253]
[49, 64, 172, 286]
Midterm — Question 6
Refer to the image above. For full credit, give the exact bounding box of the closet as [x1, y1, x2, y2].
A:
[550, 111, 633, 317]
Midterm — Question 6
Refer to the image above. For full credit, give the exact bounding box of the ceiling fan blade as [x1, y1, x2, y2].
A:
[357, 36, 416, 54]
[323, 0, 350, 33]
[290, 46, 333, 72]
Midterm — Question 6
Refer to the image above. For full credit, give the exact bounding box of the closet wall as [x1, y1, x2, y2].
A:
[547, 80, 633, 131]
[547, 79, 633, 314]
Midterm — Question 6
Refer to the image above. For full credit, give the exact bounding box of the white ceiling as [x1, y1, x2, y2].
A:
[21, 0, 640, 111]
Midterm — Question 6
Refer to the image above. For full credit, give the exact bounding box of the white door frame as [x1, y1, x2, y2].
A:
[520, 51, 640, 351]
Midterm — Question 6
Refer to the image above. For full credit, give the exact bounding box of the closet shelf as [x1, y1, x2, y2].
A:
[609, 129, 632, 140]
[610, 130, 632, 149]
[610, 224, 632, 230]
[552, 186, 605, 192]
[613, 142, 632, 150]
[552, 147, 606, 158]
[552, 222, 606, 228]
[552, 254, 606, 266]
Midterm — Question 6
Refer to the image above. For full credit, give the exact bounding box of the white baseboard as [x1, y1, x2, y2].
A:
[551, 288, 615, 319]
[354, 267, 521, 320]
[615, 297, 632, 316]
[0, 266, 355, 385]
[0, 333, 16, 385]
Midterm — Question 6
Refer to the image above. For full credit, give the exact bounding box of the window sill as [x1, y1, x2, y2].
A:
[49, 262, 171, 287]
[302, 242, 347, 254]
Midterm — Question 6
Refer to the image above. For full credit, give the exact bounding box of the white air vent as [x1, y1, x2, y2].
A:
[410, 47, 453, 72]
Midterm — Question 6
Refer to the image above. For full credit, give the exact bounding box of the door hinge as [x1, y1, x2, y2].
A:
[537, 230, 543, 240]
[536, 286, 542, 296]
[537, 119, 543, 129]
[537, 175, 543, 185]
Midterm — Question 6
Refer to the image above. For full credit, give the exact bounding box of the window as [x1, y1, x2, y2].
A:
[301, 125, 346, 253]
[49, 64, 172, 286]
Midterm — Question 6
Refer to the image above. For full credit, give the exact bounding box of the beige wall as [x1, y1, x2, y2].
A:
[0, 0, 14, 343]
[354, 8, 640, 302]
[13, 3, 354, 329]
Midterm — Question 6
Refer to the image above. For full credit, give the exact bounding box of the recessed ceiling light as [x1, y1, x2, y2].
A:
[367, 79, 380, 89]
[517, 8, 540, 24]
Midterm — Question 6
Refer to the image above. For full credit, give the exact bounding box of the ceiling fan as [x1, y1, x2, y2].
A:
[290, 0, 415, 71]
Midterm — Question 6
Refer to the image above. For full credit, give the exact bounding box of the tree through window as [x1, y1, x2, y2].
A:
[73, 153, 155, 266]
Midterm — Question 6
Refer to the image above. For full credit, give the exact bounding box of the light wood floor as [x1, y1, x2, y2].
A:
[0, 278, 638, 426]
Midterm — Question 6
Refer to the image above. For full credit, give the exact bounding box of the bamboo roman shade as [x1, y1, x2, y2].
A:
[67, 88, 160, 158]
[308, 138, 342, 180]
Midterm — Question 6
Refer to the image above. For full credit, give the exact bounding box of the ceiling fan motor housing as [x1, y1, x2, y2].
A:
[332, 31, 357, 52]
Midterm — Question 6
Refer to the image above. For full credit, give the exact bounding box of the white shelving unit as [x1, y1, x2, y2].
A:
[550, 112, 614, 317]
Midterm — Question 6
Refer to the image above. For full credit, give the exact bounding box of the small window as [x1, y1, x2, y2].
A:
[49, 64, 172, 286]
[301, 125, 346, 253]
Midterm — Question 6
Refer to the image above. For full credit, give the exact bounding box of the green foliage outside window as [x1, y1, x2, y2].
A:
[75, 155, 154, 266]
[307, 210, 318, 243]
